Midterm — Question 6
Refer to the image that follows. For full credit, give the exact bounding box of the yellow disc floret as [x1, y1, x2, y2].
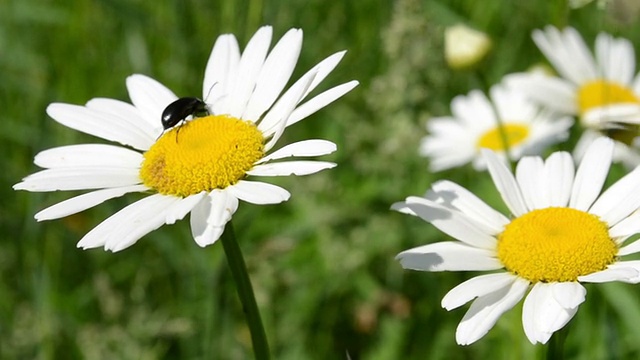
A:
[477, 124, 529, 151]
[140, 115, 265, 197]
[578, 80, 640, 115]
[497, 207, 617, 283]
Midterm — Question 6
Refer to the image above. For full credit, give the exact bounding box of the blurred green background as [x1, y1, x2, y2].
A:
[4, 0, 640, 358]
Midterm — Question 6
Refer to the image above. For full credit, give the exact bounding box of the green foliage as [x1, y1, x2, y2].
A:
[4, 0, 640, 358]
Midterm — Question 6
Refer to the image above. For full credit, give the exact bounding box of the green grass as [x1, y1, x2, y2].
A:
[3, 0, 640, 358]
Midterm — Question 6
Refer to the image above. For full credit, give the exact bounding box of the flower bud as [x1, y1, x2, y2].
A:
[444, 24, 492, 70]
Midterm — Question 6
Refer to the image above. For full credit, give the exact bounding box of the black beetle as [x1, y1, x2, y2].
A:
[161, 97, 209, 131]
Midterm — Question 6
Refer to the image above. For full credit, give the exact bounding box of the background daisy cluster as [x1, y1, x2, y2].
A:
[4, 0, 640, 359]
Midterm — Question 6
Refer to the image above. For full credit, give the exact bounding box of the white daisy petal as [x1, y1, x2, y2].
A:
[544, 151, 574, 207]
[603, 261, 640, 283]
[34, 144, 143, 169]
[522, 282, 584, 345]
[259, 69, 317, 136]
[482, 149, 528, 217]
[599, 34, 637, 85]
[588, 166, 640, 225]
[551, 282, 586, 309]
[579, 263, 640, 283]
[609, 211, 640, 240]
[595, 33, 614, 81]
[242, 28, 302, 121]
[203, 34, 240, 105]
[404, 198, 498, 249]
[619, 238, 640, 256]
[395, 242, 503, 272]
[582, 104, 640, 128]
[532, 27, 567, 77]
[390, 200, 417, 216]
[34, 185, 149, 221]
[224, 26, 272, 118]
[426, 180, 510, 234]
[426, 154, 473, 171]
[515, 156, 545, 210]
[14, 167, 141, 192]
[86, 98, 160, 139]
[425, 116, 462, 133]
[190, 190, 239, 247]
[570, 137, 614, 211]
[533, 26, 591, 85]
[46, 103, 154, 151]
[572, 129, 597, 163]
[189, 196, 214, 245]
[490, 84, 536, 121]
[105, 195, 203, 252]
[262, 70, 317, 151]
[164, 192, 207, 224]
[421, 128, 477, 172]
[77, 194, 179, 251]
[451, 90, 494, 125]
[562, 27, 598, 82]
[257, 139, 337, 163]
[504, 73, 577, 114]
[528, 114, 574, 149]
[286, 80, 359, 127]
[455, 277, 529, 345]
[247, 161, 336, 177]
[227, 180, 290, 205]
[299, 51, 348, 100]
[442, 273, 519, 310]
[126, 74, 178, 129]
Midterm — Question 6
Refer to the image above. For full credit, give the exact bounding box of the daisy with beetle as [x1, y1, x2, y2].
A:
[14, 26, 358, 359]
[14, 26, 358, 251]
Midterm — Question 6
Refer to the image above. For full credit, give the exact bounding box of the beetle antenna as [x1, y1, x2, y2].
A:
[203, 82, 218, 104]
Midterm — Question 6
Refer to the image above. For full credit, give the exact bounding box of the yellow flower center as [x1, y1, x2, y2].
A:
[140, 115, 265, 197]
[577, 80, 640, 115]
[497, 207, 617, 283]
[477, 124, 530, 150]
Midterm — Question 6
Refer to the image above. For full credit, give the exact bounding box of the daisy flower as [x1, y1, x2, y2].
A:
[419, 83, 573, 171]
[444, 24, 492, 70]
[507, 26, 640, 127]
[506, 26, 640, 167]
[14, 26, 358, 252]
[394, 137, 640, 345]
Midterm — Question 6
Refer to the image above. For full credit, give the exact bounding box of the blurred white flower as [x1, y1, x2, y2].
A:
[506, 26, 640, 167]
[420, 83, 572, 171]
[507, 26, 640, 130]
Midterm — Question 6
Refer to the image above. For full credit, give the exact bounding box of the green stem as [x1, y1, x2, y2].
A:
[493, 112, 515, 170]
[475, 71, 515, 170]
[220, 222, 270, 360]
[546, 324, 570, 360]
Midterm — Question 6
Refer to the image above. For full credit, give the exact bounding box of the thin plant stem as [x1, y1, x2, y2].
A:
[220, 221, 270, 360]
[546, 324, 570, 360]
[493, 111, 515, 170]
[475, 71, 515, 170]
